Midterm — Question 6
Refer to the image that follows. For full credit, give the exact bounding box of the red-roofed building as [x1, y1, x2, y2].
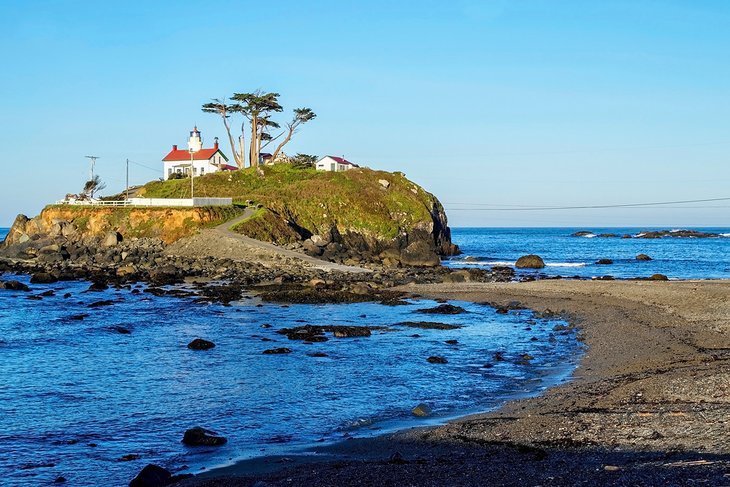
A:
[162, 127, 233, 180]
[315, 155, 360, 172]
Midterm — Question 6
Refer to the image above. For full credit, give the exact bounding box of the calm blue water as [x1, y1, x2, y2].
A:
[448, 227, 730, 279]
[0, 251, 580, 485]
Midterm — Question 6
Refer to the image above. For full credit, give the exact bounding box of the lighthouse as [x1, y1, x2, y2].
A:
[188, 126, 203, 153]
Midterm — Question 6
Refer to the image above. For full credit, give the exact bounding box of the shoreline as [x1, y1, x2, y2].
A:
[177, 279, 730, 486]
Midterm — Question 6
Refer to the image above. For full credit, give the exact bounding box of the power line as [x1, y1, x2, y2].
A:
[445, 196, 730, 211]
[128, 160, 161, 173]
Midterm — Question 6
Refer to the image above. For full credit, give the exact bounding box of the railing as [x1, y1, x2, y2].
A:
[55, 197, 233, 207]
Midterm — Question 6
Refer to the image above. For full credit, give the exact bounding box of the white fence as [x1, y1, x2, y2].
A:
[56, 197, 233, 207]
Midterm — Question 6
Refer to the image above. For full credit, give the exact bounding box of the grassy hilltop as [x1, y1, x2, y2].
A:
[140, 165, 458, 264]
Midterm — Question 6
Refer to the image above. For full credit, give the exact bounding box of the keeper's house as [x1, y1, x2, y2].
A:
[162, 127, 235, 180]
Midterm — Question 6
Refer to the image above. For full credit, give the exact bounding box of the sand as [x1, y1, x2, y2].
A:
[176, 279, 730, 486]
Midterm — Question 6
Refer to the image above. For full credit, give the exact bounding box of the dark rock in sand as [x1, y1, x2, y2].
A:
[593, 276, 615, 281]
[129, 464, 171, 487]
[182, 426, 227, 446]
[595, 259, 613, 265]
[399, 240, 440, 267]
[427, 356, 448, 364]
[0, 280, 30, 291]
[187, 338, 216, 350]
[636, 254, 653, 261]
[515, 254, 545, 269]
[263, 347, 292, 355]
[412, 403, 433, 417]
[649, 273, 669, 281]
[415, 304, 467, 315]
[396, 321, 462, 330]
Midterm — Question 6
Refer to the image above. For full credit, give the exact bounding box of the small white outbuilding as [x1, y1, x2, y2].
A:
[315, 155, 360, 172]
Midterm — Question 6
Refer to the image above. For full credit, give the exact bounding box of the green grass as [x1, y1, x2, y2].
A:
[140, 164, 442, 242]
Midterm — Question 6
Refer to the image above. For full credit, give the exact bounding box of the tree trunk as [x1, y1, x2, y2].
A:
[250, 116, 258, 167]
[222, 115, 242, 168]
[269, 125, 294, 163]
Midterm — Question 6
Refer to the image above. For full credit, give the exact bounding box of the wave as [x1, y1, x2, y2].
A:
[451, 260, 587, 268]
[721, 233, 730, 237]
[545, 262, 587, 268]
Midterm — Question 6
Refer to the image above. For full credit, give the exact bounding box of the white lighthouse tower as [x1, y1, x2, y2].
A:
[188, 126, 203, 153]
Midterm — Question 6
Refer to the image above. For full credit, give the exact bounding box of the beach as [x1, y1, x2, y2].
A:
[179, 279, 730, 486]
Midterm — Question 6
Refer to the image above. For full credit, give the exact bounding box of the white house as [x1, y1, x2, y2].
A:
[162, 127, 236, 180]
[316, 155, 360, 172]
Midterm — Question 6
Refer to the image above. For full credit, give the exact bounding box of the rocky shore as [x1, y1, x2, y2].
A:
[173, 279, 730, 486]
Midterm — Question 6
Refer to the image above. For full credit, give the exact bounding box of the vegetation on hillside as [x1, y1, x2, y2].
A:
[140, 165, 445, 245]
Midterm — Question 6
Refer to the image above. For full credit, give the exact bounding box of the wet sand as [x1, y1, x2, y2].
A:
[177, 280, 730, 486]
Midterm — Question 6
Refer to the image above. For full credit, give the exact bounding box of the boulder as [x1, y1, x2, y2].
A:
[412, 403, 433, 417]
[30, 272, 57, 284]
[128, 464, 171, 487]
[515, 255, 545, 269]
[262, 347, 292, 354]
[102, 232, 123, 248]
[427, 356, 448, 364]
[378, 179, 391, 189]
[649, 274, 669, 281]
[415, 304, 467, 315]
[595, 259, 613, 265]
[636, 254, 653, 261]
[116, 265, 137, 277]
[182, 426, 227, 446]
[187, 338, 215, 350]
[399, 241, 440, 267]
[0, 280, 30, 291]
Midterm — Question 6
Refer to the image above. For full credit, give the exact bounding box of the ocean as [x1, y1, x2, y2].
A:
[447, 227, 730, 280]
[1, 225, 728, 486]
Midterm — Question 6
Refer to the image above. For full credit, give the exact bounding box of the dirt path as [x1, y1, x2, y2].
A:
[166, 209, 370, 273]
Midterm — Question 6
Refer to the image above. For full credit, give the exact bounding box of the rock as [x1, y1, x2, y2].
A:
[636, 254, 653, 261]
[307, 352, 329, 357]
[30, 272, 57, 284]
[396, 321, 462, 330]
[0, 280, 30, 291]
[102, 232, 123, 247]
[442, 269, 470, 283]
[119, 453, 142, 462]
[517, 353, 534, 364]
[595, 259, 613, 265]
[493, 351, 505, 361]
[572, 231, 595, 237]
[310, 235, 327, 247]
[116, 265, 137, 277]
[308, 278, 326, 288]
[54, 476, 67, 483]
[302, 239, 323, 256]
[263, 347, 292, 354]
[515, 254, 545, 269]
[187, 338, 215, 350]
[182, 426, 227, 446]
[378, 179, 390, 189]
[415, 304, 467, 315]
[332, 326, 371, 338]
[129, 464, 172, 487]
[400, 241, 440, 267]
[388, 451, 408, 464]
[649, 274, 669, 281]
[411, 403, 433, 417]
[110, 326, 132, 334]
[427, 356, 448, 364]
[445, 339, 459, 345]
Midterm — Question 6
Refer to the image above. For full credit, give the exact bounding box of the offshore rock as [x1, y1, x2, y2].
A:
[182, 426, 227, 446]
[128, 464, 171, 487]
[515, 254, 545, 269]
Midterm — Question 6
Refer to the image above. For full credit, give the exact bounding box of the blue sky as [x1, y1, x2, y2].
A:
[1, 0, 729, 227]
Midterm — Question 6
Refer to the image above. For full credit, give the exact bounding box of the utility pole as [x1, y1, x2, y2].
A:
[126, 159, 129, 200]
[85, 155, 99, 181]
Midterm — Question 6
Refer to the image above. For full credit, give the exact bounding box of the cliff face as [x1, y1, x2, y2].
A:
[142, 165, 460, 266]
[2, 206, 241, 248]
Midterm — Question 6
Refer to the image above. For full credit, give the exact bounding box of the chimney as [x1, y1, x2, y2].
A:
[173, 144, 178, 151]
[214, 137, 219, 150]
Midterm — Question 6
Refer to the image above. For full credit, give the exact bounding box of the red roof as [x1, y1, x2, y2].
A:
[323, 155, 358, 167]
[163, 145, 228, 162]
[221, 164, 237, 171]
